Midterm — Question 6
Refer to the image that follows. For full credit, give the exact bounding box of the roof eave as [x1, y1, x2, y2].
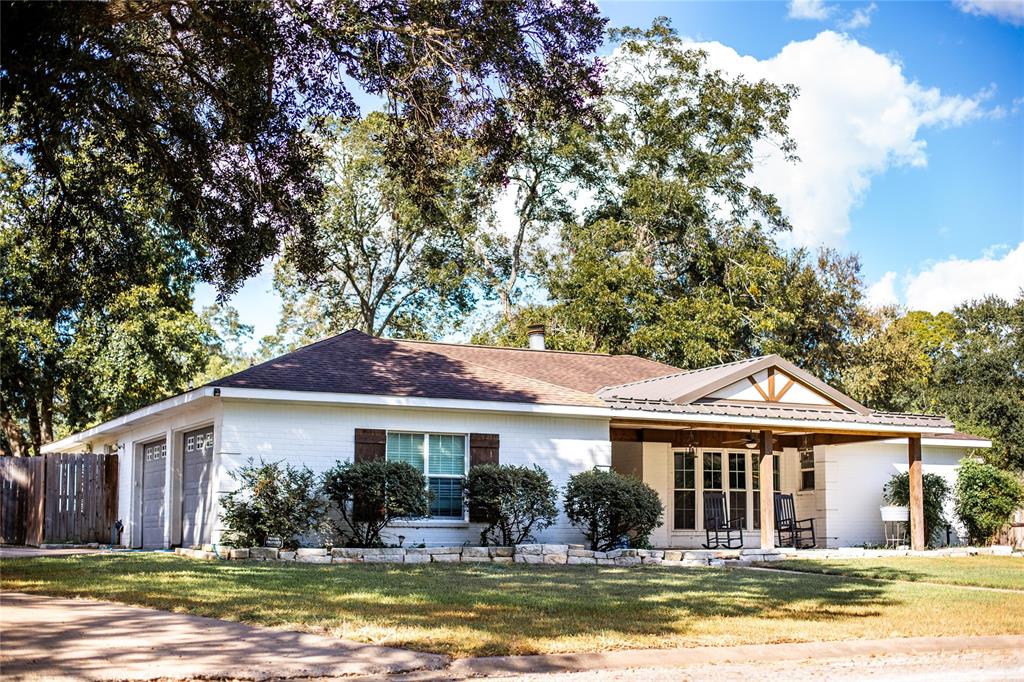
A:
[41, 387, 218, 453]
[606, 406, 953, 436]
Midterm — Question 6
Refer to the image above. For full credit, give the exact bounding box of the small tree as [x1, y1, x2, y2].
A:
[220, 459, 327, 549]
[883, 471, 950, 547]
[465, 464, 559, 546]
[954, 458, 1024, 545]
[563, 469, 663, 551]
[322, 460, 430, 547]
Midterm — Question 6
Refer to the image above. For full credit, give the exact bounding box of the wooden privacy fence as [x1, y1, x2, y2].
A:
[996, 508, 1024, 549]
[0, 453, 118, 546]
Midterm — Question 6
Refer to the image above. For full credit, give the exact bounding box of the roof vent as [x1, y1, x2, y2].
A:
[527, 324, 546, 351]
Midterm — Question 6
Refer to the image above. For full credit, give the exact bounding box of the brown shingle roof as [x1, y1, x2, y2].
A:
[399, 338, 680, 393]
[209, 330, 677, 408]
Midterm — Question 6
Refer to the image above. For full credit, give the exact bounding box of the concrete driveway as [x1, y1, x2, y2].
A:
[0, 592, 448, 680]
[0, 546, 108, 559]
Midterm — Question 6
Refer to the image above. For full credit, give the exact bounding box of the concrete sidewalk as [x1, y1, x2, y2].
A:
[0, 546, 109, 559]
[447, 634, 1024, 678]
[0, 592, 448, 680]
[3, 591, 1021, 680]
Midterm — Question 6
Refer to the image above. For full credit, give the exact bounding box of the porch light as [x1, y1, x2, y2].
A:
[744, 434, 758, 449]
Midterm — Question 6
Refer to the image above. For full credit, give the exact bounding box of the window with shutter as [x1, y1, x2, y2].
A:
[384, 431, 469, 519]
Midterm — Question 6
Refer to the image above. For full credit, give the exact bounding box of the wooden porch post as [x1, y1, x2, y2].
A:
[759, 430, 775, 550]
[908, 436, 925, 551]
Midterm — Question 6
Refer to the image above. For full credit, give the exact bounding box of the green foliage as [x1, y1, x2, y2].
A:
[271, 114, 481, 341]
[322, 459, 430, 547]
[190, 305, 256, 386]
[563, 469, 663, 551]
[220, 460, 328, 550]
[478, 21, 865, 379]
[882, 472, 950, 547]
[843, 308, 956, 413]
[465, 464, 559, 546]
[845, 294, 1023, 471]
[0, 147, 210, 455]
[2, 0, 606, 294]
[954, 458, 1024, 544]
[934, 295, 1024, 471]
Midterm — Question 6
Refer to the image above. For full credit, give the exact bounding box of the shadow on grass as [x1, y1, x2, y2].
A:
[1, 554, 896, 656]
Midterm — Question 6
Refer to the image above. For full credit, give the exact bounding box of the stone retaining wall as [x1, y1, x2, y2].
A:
[173, 543, 1019, 566]
[173, 544, 742, 567]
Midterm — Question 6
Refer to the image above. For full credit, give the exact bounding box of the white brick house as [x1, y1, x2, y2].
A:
[43, 329, 985, 550]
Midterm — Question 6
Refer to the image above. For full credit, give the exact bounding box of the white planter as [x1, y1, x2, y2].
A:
[880, 505, 910, 522]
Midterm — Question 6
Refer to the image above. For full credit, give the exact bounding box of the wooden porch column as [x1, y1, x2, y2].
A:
[908, 436, 925, 551]
[759, 430, 775, 550]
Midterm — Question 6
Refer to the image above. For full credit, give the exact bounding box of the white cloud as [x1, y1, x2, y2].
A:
[839, 3, 878, 29]
[866, 243, 1024, 312]
[865, 271, 899, 308]
[680, 32, 995, 247]
[904, 242, 1024, 312]
[789, 0, 835, 20]
[954, 0, 1024, 26]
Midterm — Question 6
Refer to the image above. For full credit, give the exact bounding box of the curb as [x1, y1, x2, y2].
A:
[375, 635, 1024, 680]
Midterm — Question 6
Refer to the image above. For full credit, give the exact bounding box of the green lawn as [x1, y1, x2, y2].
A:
[771, 555, 1024, 591]
[2, 554, 1023, 657]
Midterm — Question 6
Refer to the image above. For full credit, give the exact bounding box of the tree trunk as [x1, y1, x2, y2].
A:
[26, 396, 42, 457]
[40, 383, 54, 446]
[0, 399, 30, 457]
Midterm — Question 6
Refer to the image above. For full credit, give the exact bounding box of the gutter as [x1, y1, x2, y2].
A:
[41, 387, 218, 453]
[43, 385, 955, 453]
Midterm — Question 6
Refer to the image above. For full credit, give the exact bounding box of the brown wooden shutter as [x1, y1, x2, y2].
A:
[354, 429, 386, 462]
[468, 434, 499, 524]
[469, 433, 499, 467]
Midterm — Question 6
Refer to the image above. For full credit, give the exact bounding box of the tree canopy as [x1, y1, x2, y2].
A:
[0, 145, 210, 456]
[1, 0, 606, 293]
[476, 21, 863, 379]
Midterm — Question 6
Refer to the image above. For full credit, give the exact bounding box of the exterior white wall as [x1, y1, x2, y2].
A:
[47, 398, 221, 549]
[819, 441, 970, 548]
[216, 399, 612, 546]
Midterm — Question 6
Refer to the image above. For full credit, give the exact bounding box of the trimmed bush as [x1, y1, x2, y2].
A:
[882, 471, 950, 547]
[563, 469, 663, 551]
[954, 458, 1024, 545]
[322, 460, 430, 547]
[220, 459, 327, 549]
[465, 464, 559, 546]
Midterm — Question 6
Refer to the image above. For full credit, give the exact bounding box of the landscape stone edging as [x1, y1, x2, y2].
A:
[172, 544, 724, 567]
[172, 543, 1020, 566]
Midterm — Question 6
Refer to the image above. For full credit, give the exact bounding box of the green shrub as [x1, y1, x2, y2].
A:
[954, 458, 1024, 545]
[882, 471, 950, 547]
[220, 459, 327, 549]
[563, 468, 663, 551]
[322, 459, 430, 547]
[465, 464, 558, 546]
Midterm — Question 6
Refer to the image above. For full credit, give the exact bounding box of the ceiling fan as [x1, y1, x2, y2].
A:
[721, 432, 759, 449]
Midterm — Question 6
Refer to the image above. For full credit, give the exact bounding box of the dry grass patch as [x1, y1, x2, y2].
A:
[772, 555, 1024, 591]
[2, 554, 1023, 657]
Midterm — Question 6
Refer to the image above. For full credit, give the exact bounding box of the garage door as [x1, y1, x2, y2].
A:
[181, 427, 215, 548]
[141, 439, 167, 549]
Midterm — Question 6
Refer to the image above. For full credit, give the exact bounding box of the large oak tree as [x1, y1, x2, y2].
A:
[0, 0, 606, 453]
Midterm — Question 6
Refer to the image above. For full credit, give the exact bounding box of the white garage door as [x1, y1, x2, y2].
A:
[141, 439, 167, 549]
[181, 427, 215, 548]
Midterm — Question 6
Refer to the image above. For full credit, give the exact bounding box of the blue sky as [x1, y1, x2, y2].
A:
[197, 0, 1024, 347]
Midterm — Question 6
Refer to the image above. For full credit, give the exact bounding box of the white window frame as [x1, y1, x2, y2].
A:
[798, 447, 815, 492]
[385, 430, 470, 524]
[670, 448, 755, 533]
[671, 448, 697, 531]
